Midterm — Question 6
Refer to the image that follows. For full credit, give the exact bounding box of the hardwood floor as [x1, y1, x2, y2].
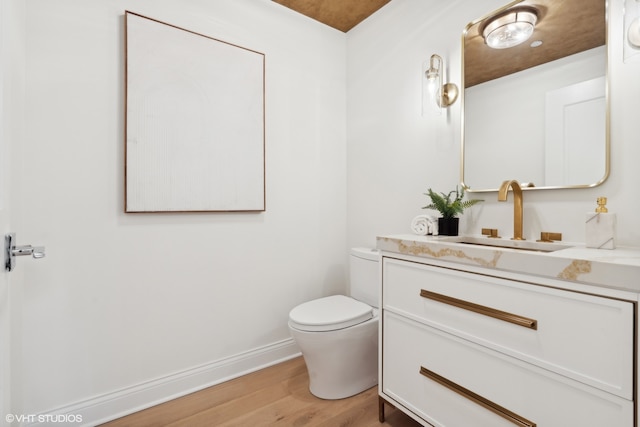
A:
[101, 356, 422, 427]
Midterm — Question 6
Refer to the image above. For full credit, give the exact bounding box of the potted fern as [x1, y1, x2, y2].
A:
[422, 186, 483, 236]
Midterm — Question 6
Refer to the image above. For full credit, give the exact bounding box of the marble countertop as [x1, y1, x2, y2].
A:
[376, 234, 640, 294]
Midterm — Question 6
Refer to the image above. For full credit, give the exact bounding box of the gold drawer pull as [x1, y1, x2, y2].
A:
[420, 290, 537, 330]
[420, 367, 536, 427]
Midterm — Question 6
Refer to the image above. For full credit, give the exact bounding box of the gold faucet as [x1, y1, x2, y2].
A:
[498, 180, 524, 240]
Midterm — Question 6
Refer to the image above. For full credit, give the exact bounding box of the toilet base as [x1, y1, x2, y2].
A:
[289, 315, 378, 400]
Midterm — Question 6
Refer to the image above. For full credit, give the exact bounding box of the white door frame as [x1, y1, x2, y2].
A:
[0, 0, 11, 421]
[1, 1, 27, 424]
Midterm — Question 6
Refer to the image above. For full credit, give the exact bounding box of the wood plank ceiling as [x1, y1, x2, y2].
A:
[270, 0, 604, 89]
[272, 0, 391, 32]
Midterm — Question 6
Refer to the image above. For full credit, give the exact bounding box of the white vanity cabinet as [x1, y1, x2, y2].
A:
[378, 255, 636, 427]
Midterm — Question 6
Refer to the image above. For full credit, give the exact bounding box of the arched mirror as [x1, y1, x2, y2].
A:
[461, 0, 608, 192]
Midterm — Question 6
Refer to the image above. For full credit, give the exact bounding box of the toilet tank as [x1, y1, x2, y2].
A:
[349, 247, 380, 308]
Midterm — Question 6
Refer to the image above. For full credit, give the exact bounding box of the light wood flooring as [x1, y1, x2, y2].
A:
[101, 356, 422, 427]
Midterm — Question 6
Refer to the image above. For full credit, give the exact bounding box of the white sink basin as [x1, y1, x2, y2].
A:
[451, 236, 573, 253]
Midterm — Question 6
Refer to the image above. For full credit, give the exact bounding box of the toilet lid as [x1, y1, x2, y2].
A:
[289, 295, 373, 332]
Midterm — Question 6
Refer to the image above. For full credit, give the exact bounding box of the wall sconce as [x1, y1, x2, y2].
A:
[423, 54, 458, 113]
[482, 7, 538, 49]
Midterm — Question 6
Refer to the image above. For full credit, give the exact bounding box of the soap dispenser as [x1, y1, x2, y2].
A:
[585, 197, 616, 249]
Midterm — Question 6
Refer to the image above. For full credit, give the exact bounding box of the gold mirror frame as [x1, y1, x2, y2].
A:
[460, 0, 610, 193]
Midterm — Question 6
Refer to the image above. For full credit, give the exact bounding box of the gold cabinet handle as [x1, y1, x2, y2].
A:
[420, 290, 537, 330]
[420, 367, 536, 427]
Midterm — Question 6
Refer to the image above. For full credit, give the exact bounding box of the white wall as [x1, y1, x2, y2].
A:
[8, 0, 640, 423]
[347, 0, 640, 247]
[10, 0, 347, 422]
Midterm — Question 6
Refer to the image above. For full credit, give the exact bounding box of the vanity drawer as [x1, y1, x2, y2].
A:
[382, 311, 634, 427]
[382, 257, 634, 399]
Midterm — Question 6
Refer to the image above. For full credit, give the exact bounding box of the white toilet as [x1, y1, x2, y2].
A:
[288, 247, 380, 400]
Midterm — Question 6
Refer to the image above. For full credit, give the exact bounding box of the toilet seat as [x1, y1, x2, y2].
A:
[289, 295, 373, 332]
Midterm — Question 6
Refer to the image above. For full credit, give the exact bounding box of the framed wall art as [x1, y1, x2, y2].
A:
[125, 11, 265, 212]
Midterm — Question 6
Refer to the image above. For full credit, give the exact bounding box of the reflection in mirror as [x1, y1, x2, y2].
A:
[461, 0, 608, 192]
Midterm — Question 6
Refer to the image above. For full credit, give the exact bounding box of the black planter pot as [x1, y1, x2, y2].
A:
[438, 217, 459, 236]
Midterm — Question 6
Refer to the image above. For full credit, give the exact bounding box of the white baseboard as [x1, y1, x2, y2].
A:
[28, 338, 300, 427]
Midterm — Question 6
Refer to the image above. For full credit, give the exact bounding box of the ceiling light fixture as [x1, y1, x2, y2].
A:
[482, 7, 538, 49]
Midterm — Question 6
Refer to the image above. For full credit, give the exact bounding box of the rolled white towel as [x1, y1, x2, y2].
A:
[411, 215, 437, 235]
[411, 215, 429, 235]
